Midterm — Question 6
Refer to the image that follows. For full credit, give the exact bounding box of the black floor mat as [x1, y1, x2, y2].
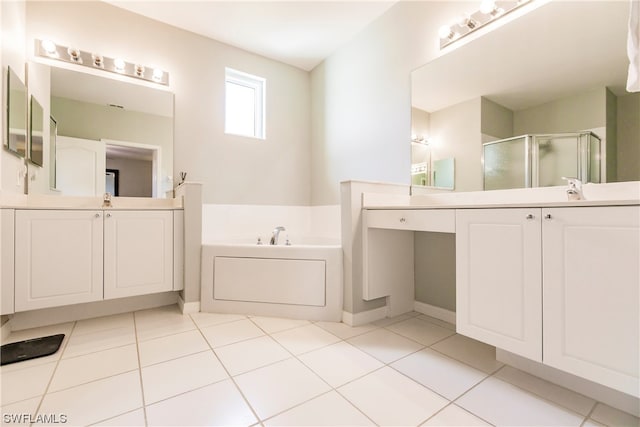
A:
[1, 334, 65, 366]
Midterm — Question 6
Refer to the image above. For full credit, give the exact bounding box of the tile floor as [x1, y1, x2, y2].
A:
[1, 305, 638, 426]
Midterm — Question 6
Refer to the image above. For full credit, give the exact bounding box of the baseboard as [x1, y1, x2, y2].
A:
[178, 295, 200, 314]
[342, 306, 387, 326]
[9, 292, 179, 331]
[496, 349, 640, 417]
[413, 301, 456, 325]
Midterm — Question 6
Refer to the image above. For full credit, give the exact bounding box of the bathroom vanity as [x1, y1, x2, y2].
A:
[0, 196, 184, 315]
[361, 185, 639, 399]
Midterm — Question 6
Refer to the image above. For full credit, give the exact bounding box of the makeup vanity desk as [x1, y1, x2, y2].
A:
[361, 185, 640, 399]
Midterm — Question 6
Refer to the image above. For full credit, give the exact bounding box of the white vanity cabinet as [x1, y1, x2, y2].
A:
[15, 210, 104, 311]
[104, 210, 173, 299]
[542, 206, 639, 396]
[456, 205, 639, 396]
[455, 208, 543, 361]
[14, 209, 177, 312]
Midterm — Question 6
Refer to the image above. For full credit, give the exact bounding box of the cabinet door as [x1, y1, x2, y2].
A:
[456, 208, 542, 361]
[15, 210, 104, 311]
[543, 206, 639, 397]
[104, 210, 173, 299]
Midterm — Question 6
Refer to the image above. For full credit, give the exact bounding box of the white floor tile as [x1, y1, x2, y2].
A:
[338, 366, 448, 426]
[49, 344, 138, 392]
[299, 341, 383, 388]
[392, 348, 487, 400]
[146, 379, 257, 426]
[141, 350, 228, 404]
[371, 313, 415, 327]
[62, 325, 136, 359]
[190, 312, 246, 329]
[134, 306, 196, 342]
[456, 376, 584, 426]
[234, 358, 330, 420]
[0, 397, 41, 426]
[314, 321, 377, 340]
[250, 316, 310, 334]
[92, 409, 146, 426]
[347, 328, 424, 364]
[200, 319, 264, 348]
[214, 336, 291, 376]
[416, 314, 457, 331]
[0, 361, 56, 405]
[495, 365, 596, 416]
[386, 317, 455, 346]
[431, 334, 503, 374]
[73, 313, 134, 336]
[271, 324, 340, 355]
[422, 404, 490, 426]
[138, 329, 210, 367]
[36, 371, 143, 426]
[264, 391, 374, 426]
[590, 403, 640, 427]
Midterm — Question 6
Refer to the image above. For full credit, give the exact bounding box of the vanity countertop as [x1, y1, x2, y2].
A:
[362, 182, 640, 210]
[0, 193, 183, 210]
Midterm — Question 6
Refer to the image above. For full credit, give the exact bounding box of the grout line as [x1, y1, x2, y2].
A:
[580, 401, 599, 427]
[132, 309, 150, 427]
[29, 320, 77, 427]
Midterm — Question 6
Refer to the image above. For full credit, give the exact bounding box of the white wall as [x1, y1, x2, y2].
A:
[310, 1, 474, 205]
[1, 0, 27, 196]
[25, 1, 311, 205]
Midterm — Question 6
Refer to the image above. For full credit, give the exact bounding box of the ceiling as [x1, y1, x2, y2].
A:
[104, 1, 397, 71]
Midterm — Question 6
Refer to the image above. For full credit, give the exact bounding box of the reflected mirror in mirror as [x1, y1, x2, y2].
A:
[6, 66, 28, 158]
[49, 116, 57, 189]
[411, 1, 639, 192]
[30, 96, 44, 166]
[48, 66, 174, 198]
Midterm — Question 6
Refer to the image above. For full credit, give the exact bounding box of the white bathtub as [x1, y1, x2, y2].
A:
[200, 240, 343, 321]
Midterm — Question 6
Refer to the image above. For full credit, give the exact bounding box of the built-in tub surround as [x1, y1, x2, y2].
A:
[201, 241, 342, 321]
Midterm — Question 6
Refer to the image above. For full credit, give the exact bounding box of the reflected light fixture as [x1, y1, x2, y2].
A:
[34, 38, 169, 86]
[439, 0, 533, 49]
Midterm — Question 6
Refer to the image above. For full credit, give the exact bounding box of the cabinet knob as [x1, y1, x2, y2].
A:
[399, 217, 406, 223]
[545, 214, 552, 220]
[106, 213, 112, 218]
[95, 213, 100, 218]
[526, 214, 535, 220]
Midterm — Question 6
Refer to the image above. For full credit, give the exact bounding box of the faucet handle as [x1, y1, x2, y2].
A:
[561, 177, 582, 188]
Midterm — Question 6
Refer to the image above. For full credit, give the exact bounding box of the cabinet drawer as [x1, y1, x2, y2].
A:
[365, 209, 454, 233]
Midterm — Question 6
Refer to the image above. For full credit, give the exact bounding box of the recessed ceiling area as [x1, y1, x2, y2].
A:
[103, 1, 397, 71]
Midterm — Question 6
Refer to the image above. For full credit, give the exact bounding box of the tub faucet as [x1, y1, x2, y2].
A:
[103, 192, 112, 208]
[562, 177, 584, 201]
[270, 226, 286, 245]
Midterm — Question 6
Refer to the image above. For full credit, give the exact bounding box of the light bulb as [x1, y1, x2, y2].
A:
[438, 25, 455, 40]
[152, 68, 164, 82]
[480, 0, 497, 14]
[114, 58, 126, 72]
[41, 39, 57, 55]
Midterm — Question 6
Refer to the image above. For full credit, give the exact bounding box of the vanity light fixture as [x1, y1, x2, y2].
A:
[34, 39, 170, 86]
[439, 0, 533, 49]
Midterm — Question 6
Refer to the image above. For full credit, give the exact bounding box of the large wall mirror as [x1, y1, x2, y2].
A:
[29, 95, 44, 166]
[43, 66, 174, 198]
[411, 1, 639, 193]
[6, 66, 28, 158]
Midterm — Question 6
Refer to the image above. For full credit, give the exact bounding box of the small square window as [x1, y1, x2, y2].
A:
[225, 68, 265, 139]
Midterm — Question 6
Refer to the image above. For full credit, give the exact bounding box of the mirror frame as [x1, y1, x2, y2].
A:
[6, 66, 28, 158]
[29, 95, 44, 167]
[49, 115, 57, 189]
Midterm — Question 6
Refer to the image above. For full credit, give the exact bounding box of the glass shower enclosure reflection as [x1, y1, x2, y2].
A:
[483, 132, 601, 190]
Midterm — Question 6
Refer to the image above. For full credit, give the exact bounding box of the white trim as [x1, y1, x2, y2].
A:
[178, 295, 200, 314]
[8, 292, 178, 331]
[414, 301, 456, 325]
[496, 349, 640, 417]
[342, 306, 387, 326]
